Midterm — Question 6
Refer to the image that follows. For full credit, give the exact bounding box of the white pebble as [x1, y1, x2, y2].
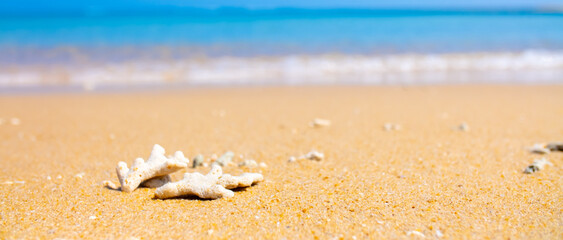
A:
[288, 156, 297, 163]
[458, 122, 469, 132]
[407, 230, 425, 238]
[259, 162, 267, 168]
[436, 230, 443, 238]
[89, 216, 97, 220]
[383, 123, 401, 131]
[523, 158, 553, 174]
[304, 151, 324, 161]
[238, 159, 258, 168]
[529, 143, 550, 154]
[310, 118, 331, 128]
[74, 172, 85, 179]
[10, 118, 20, 126]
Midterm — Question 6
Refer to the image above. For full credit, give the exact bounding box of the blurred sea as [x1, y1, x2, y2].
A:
[1, 8, 563, 89]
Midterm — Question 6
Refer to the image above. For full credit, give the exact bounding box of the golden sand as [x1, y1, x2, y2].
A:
[0, 85, 561, 239]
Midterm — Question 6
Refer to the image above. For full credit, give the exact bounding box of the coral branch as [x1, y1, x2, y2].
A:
[155, 164, 234, 199]
[117, 144, 189, 192]
[217, 173, 264, 189]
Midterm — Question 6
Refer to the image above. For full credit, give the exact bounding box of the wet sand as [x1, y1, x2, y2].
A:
[0, 85, 562, 239]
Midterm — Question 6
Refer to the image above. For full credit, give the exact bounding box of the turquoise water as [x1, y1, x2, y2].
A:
[1, 10, 563, 58]
[0, 9, 562, 87]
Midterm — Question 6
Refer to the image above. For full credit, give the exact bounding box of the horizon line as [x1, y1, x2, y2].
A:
[1, 6, 562, 18]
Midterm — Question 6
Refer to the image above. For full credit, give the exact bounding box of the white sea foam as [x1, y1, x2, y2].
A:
[1, 50, 562, 88]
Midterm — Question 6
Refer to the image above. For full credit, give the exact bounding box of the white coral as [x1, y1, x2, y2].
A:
[117, 144, 189, 192]
[546, 142, 562, 152]
[288, 151, 325, 163]
[529, 143, 550, 154]
[212, 151, 235, 167]
[304, 151, 324, 161]
[217, 173, 264, 189]
[238, 159, 258, 168]
[523, 158, 553, 174]
[154, 165, 234, 199]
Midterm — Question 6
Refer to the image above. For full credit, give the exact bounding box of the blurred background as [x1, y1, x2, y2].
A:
[0, 0, 562, 90]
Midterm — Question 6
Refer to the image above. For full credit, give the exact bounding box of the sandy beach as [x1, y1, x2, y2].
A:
[0, 85, 561, 239]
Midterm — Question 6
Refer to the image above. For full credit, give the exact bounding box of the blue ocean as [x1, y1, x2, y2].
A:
[1, 8, 562, 88]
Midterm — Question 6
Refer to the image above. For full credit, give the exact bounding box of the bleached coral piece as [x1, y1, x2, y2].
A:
[74, 172, 85, 179]
[155, 164, 234, 199]
[10, 117, 21, 126]
[288, 151, 325, 163]
[406, 230, 425, 238]
[102, 180, 119, 190]
[383, 123, 401, 131]
[546, 142, 563, 152]
[304, 151, 324, 161]
[310, 118, 331, 127]
[529, 143, 550, 154]
[217, 172, 264, 189]
[238, 159, 258, 168]
[117, 144, 189, 192]
[192, 154, 204, 168]
[523, 158, 553, 174]
[212, 151, 234, 167]
[458, 122, 469, 132]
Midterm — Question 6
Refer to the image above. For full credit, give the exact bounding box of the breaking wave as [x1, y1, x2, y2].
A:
[1, 50, 562, 89]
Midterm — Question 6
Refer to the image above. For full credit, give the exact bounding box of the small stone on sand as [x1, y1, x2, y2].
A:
[288, 156, 297, 163]
[529, 143, 550, 154]
[289, 151, 325, 162]
[523, 158, 552, 174]
[458, 122, 469, 132]
[213, 151, 235, 167]
[407, 230, 425, 238]
[10, 118, 20, 126]
[102, 180, 119, 190]
[192, 154, 204, 168]
[239, 159, 258, 168]
[546, 142, 563, 152]
[304, 151, 324, 161]
[310, 118, 331, 127]
[436, 230, 444, 238]
[383, 123, 401, 131]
